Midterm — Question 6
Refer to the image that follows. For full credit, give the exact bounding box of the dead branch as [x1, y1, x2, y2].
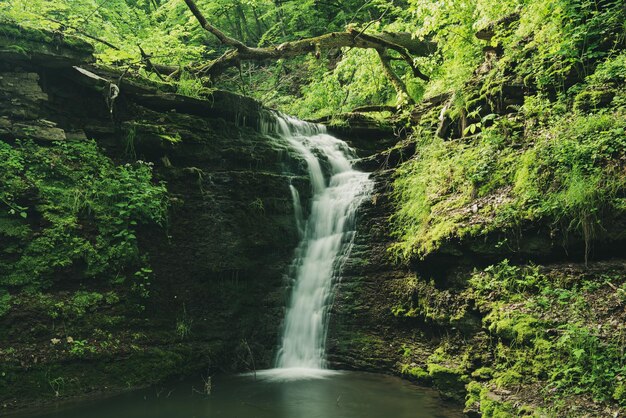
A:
[181, 0, 435, 103]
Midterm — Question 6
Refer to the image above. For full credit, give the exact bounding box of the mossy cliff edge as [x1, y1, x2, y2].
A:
[0, 23, 310, 410]
[328, 8, 626, 418]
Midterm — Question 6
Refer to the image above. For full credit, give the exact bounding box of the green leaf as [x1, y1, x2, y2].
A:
[573, 348, 585, 359]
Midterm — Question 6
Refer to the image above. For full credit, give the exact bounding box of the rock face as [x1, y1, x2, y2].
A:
[0, 24, 311, 408]
[327, 169, 406, 371]
[5, 18, 622, 418]
[329, 148, 626, 417]
[326, 15, 626, 416]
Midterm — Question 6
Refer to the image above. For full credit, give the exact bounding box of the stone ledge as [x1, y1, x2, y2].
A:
[0, 20, 94, 68]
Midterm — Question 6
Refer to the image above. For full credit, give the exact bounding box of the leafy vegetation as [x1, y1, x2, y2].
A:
[397, 260, 626, 415]
[0, 0, 412, 115]
[0, 139, 167, 313]
[471, 261, 626, 413]
[390, 0, 626, 260]
[386, 7, 626, 412]
[391, 104, 626, 259]
[1, 0, 624, 119]
[1, 0, 626, 415]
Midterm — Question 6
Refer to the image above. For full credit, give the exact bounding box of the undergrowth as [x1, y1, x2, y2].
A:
[467, 261, 626, 414]
[0, 139, 168, 316]
[391, 56, 626, 260]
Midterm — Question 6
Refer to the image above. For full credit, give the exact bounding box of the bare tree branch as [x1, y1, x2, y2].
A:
[183, 0, 248, 51]
[377, 49, 414, 105]
[179, 0, 436, 105]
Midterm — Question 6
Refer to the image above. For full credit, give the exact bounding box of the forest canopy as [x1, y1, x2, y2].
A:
[0, 0, 525, 117]
[2, 0, 623, 119]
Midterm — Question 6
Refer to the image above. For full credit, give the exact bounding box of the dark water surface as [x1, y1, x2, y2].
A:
[19, 371, 462, 418]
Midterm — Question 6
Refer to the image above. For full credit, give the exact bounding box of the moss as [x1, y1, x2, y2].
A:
[471, 366, 494, 380]
[3, 44, 28, 56]
[573, 89, 615, 113]
[0, 290, 11, 318]
[613, 382, 626, 406]
[479, 397, 518, 418]
[0, 21, 53, 44]
[465, 381, 537, 418]
[485, 311, 540, 344]
[400, 364, 430, 383]
[464, 380, 483, 414]
[493, 369, 523, 388]
[0, 20, 94, 65]
[391, 47, 626, 263]
[427, 363, 469, 402]
[0, 20, 93, 53]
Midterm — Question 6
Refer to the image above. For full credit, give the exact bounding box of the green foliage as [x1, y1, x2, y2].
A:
[176, 71, 211, 99]
[0, 0, 210, 66]
[406, 0, 488, 97]
[587, 51, 626, 86]
[0, 139, 167, 293]
[68, 339, 96, 357]
[2, 0, 625, 120]
[49, 291, 104, 319]
[389, 127, 518, 259]
[0, 0, 406, 117]
[288, 50, 396, 119]
[466, 262, 626, 411]
[470, 260, 545, 302]
[549, 324, 625, 401]
[513, 0, 625, 91]
[391, 103, 626, 260]
[132, 267, 153, 298]
[0, 290, 11, 318]
[389, 0, 626, 261]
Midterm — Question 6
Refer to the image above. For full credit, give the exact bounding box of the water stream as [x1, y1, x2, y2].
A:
[265, 115, 373, 375]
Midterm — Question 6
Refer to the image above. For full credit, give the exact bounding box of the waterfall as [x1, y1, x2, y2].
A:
[264, 114, 373, 374]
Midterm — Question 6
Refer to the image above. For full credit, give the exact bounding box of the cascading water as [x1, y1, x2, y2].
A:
[261, 114, 373, 377]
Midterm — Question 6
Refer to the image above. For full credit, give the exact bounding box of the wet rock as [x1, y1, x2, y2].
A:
[0, 21, 306, 409]
[12, 120, 66, 141]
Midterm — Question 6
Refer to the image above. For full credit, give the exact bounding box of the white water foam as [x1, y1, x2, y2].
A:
[261, 114, 373, 376]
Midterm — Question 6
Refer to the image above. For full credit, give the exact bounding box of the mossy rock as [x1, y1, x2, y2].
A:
[485, 312, 540, 344]
[427, 363, 469, 402]
[573, 88, 615, 113]
[400, 364, 431, 383]
[471, 366, 494, 380]
[0, 20, 94, 67]
[465, 381, 535, 418]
